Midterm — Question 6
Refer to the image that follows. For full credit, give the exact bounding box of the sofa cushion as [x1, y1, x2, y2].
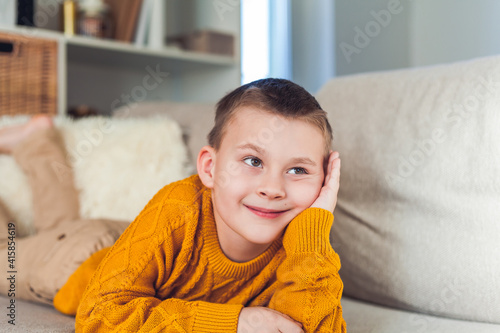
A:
[342, 297, 500, 333]
[0, 295, 75, 331]
[316, 56, 500, 323]
[0, 219, 127, 305]
[0, 116, 193, 236]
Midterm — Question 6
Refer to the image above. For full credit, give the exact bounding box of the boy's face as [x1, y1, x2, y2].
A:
[199, 107, 326, 262]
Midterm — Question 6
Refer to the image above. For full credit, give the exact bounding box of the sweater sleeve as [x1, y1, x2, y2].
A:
[75, 198, 242, 332]
[268, 208, 347, 333]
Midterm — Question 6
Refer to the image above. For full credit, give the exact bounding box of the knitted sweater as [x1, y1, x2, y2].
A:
[75, 175, 346, 332]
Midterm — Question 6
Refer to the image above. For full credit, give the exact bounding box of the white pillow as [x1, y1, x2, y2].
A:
[113, 101, 216, 165]
[316, 56, 500, 323]
[0, 116, 193, 236]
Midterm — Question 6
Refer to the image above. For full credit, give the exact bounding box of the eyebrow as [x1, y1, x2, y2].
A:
[289, 157, 317, 166]
[236, 143, 265, 155]
[236, 143, 317, 166]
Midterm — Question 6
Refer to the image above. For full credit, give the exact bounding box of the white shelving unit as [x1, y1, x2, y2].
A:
[0, 0, 241, 115]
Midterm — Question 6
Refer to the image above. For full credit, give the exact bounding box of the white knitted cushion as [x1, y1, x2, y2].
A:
[0, 116, 193, 237]
[316, 56, 500, 323]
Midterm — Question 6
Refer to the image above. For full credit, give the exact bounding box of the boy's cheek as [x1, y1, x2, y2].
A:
[223, 160, 244, 177]
[213, 162, 251, 187]
[214, 172, 250, 194]
[291, 182, 323, 208]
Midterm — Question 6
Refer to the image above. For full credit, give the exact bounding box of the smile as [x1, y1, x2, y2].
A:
[244, 205, 290, 219]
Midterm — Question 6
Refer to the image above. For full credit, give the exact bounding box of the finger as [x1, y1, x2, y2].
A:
[265, 308, 303, 331]
[324, 157, 341, 209]
[330, 157, 341, 191]
[332, 155, 340, 177]
[323, 151, 335, 185]
[275, 315, 304, 333]
[265, 308, 301, 323]
[325, 151, 340, 187]
[279, 313, 303, 328]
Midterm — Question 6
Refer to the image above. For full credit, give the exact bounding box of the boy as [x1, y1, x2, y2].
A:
[73, 78, 345, 332]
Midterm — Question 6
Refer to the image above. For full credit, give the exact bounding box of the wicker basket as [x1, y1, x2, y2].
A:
[0, 32, 58, 116]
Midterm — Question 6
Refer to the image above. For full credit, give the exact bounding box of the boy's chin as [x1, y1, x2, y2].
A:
[244, 229, 286, 246]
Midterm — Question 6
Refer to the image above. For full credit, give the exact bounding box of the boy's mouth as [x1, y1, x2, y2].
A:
[244, 205, 290, 219]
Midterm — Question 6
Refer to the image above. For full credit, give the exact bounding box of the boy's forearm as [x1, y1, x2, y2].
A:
[269, 208, 347, 332]
[76, 295, 243, 332]
[75, 233, 243, 332]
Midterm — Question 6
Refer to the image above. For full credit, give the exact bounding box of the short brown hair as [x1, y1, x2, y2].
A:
[208, 78, 333, 156]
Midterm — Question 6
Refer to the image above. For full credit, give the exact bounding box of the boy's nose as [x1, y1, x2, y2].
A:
[257, 175, 286, 199]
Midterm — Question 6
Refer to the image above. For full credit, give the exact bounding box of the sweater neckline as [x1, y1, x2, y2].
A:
[201, 189, 282, 279]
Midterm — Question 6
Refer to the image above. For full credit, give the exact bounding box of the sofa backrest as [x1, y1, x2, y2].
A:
[316, 55, 500, 323]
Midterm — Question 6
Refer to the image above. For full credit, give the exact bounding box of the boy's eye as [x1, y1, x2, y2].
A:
[243, 157, 262, 168]
[288, 167, 308, 175]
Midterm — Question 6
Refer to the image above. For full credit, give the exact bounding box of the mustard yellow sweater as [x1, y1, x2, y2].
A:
[75, 175, 346, 332]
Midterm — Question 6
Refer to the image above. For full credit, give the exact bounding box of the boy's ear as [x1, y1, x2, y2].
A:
[197, 145, 216, 189]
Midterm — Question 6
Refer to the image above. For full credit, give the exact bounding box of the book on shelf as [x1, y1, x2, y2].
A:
[134, 0, 165, 48]
[134, 0, 152, 46]
[105, 0, 143, 42]
[104, 0, 165, 48]
[0, 0, 16, 27]
[146, 0, 165, 49]
[16, 0, 35, 27]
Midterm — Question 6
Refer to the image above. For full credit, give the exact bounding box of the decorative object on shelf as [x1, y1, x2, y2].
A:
[17, 0, 35, 27]
[0, 0, 16, 28]
[167, 30, 234, 56]
[105, 0, 143, 43]
[61, 0, 77, 36]
[67, 105, 99, 119]
[77, 0, 113, 39]
[0, 32, 58, 116]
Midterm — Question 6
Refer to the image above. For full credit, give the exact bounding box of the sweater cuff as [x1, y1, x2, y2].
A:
[193, 302, 243, 333]
[283, 208, 334, 254]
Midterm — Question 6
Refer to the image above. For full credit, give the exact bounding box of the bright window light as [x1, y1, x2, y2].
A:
[241, 0, 270, 84]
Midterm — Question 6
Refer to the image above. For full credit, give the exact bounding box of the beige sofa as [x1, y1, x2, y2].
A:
[1, 55, 500, 332]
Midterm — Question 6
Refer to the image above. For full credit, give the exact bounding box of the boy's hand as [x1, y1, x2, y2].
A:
[237, 307, 304, 333]
[311, 151, 341, 213]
